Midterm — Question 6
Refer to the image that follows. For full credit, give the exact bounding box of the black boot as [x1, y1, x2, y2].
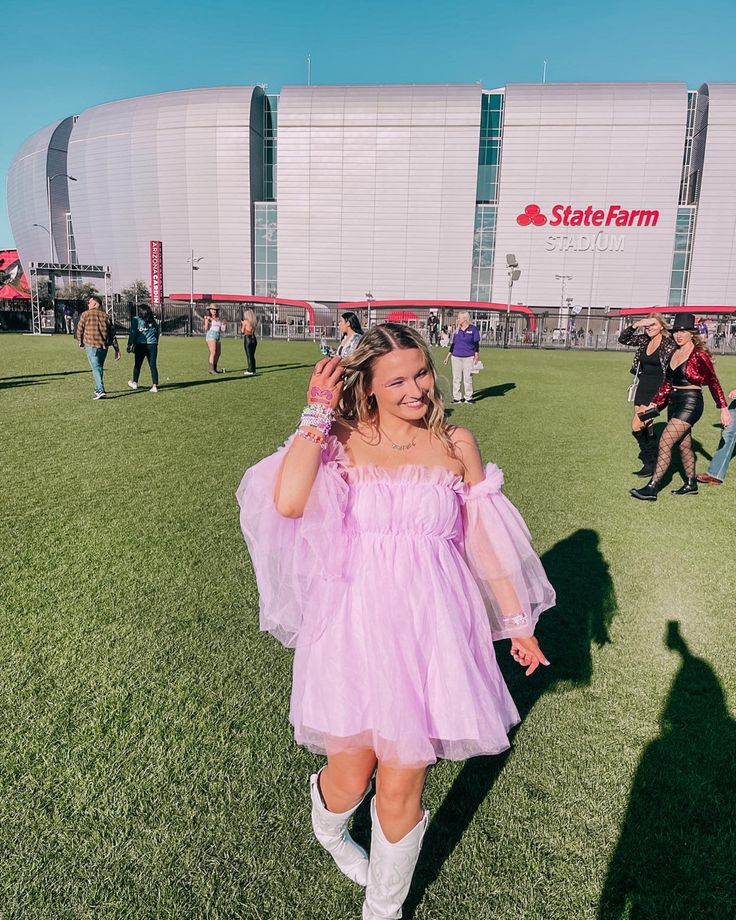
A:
[671, 477, 698, 496]
[630, 481, 658, 501]
[632, 430, 654, 477]
[640, 428, 659, 477]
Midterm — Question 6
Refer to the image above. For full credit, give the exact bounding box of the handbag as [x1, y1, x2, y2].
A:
[627, 359, 641, 403]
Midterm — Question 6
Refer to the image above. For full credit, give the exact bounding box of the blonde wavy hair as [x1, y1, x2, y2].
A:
[691, 333, 711, 355]
[243, 308, 257, 328]
[339, 323, 455, 455]
[647, 312, 672, 337]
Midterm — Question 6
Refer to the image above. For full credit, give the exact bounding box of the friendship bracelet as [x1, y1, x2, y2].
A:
[299, 403, 335, 437]
[302, 403, 335, 419]
[296, 427, 327, 448]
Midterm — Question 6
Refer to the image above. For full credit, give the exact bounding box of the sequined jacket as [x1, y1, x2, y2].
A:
[618, 325, 676, 377]
[653, 349, 728, 408]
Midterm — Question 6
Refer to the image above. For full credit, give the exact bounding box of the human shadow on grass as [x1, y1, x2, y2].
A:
[398, 528, 617, 919]
[467, 382, 516, 403]
[157, 364, 314, 391]
[0, 369, 88, 390]
[597, 622, 735, 920]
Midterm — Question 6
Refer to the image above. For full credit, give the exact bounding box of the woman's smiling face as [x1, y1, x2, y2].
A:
[368, 347, 433, 421]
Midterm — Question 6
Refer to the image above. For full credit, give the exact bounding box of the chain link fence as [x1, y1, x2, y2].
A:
[5, 300, 736, 356]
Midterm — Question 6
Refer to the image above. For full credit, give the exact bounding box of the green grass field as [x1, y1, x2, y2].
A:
[1, 335, 735, 920]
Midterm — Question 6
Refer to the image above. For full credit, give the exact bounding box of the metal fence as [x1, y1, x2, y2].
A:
[5, 300, 736, 356]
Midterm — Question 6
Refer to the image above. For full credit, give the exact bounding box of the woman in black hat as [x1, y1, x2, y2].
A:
[631, 313, 731, 500]
[619, 312, 675, 477]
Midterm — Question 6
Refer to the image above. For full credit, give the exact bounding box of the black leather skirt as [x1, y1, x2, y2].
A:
[668, 389, 703, 425]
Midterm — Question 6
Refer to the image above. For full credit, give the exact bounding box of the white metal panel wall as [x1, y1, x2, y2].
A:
[687, 84, 736, 305]
[492, 83, 688, 310]
[66, 87, 261, 293]
[7, 117, 75, 273]
[277, 84, 481, 301]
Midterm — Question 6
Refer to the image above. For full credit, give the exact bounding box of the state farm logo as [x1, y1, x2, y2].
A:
[516, 203, 659, 228]
[517, 204, 547, 226]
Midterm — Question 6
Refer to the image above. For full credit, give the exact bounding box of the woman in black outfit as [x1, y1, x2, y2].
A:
[630, 313, 731, 501]
[241, 309, 258, 376]
[619, 313, 675, 477]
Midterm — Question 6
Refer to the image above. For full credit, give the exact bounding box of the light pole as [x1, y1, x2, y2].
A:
[555, 274, 573, 347]
[505, 255, 521, 348]
[365, 292, 374, 329]
[269, 285, 278, 338]
[187, 250, 204, 336]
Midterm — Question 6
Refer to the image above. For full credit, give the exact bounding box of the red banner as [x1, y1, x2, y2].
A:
[149, 240, 164, 306]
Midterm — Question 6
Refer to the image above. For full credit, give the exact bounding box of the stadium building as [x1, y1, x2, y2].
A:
[7, 81, 736, 327]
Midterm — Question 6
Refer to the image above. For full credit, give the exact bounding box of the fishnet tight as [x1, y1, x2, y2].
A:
[651, 419, 695, 485]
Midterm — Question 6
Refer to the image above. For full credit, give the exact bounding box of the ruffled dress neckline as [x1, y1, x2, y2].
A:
[326, 433, 468, 490]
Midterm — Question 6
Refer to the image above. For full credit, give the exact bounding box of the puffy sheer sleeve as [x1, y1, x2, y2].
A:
[236, 435, 349, 648]
[460, 464, 556, 641]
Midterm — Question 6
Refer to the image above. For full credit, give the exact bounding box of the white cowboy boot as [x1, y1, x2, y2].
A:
[310, 769, 370, 886]
[363, 798, 429, 919]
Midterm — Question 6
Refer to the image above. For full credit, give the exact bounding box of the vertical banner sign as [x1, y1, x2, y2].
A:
[149, 240, 164, 307]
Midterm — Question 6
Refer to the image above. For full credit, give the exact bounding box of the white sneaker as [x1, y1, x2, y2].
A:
[127, 380, 138, 390]
[93, 392, 107, 400]
[243, 370, 254, 376]
[310, 770, 370, 886]
[149, 385, 159, 393]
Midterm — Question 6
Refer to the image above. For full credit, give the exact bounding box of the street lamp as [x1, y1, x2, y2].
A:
[187, 250, 204, 336]
[365, 292, 374, 329]
[505, 255, 521, 348]
[555, 274, 573, 347]
[269, 286, 278, 337]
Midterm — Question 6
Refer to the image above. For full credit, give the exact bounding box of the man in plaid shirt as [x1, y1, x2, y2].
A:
[76, 294, 120, 399]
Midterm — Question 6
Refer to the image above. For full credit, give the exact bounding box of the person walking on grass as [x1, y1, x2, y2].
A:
[76, 294, 120, 400]
[127, 304, 160, 393]
[443, 311, 480, 403]
[631, 313, 730, 501]
[427, 310, 440, 346]
[241, 308, 258, 376]
[619, 313, 676, 478]
[63, 303, 75, 335]
[237, 324, 554, 919]
[204, 306, 226, 374]
[697, 386, 736, 486]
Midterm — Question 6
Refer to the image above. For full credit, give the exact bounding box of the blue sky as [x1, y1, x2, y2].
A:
[3, 0, 735, 246]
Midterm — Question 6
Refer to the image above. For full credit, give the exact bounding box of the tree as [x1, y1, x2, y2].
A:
[55, 282, 100, 304]
[120, 280, 151, 306]
[33, 280, 54, 309]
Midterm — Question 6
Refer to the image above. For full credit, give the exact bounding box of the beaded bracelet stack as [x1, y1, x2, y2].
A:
[296, 403, 335, 448]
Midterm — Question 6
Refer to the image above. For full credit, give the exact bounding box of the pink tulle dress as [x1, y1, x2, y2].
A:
[237, 435, 555, 767]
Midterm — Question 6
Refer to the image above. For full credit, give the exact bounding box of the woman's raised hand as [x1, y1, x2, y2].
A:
[307, 356, 344, 410]
[510, 635, 550, 676]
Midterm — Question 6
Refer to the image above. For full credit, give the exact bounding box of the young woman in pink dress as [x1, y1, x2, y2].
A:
[237, 324, 555, 919]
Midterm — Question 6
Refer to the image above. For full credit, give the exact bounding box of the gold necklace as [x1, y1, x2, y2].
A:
[379, 427, 417, 452]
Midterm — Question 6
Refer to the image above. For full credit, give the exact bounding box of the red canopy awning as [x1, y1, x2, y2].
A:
[386, 309, 419, 322]
[0, 283, 30, 300]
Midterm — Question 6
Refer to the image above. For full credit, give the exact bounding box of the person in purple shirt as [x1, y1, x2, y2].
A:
[443, 312, 480, 403]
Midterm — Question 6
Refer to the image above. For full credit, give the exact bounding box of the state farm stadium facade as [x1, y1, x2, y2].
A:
[7, 81, 736, 326]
